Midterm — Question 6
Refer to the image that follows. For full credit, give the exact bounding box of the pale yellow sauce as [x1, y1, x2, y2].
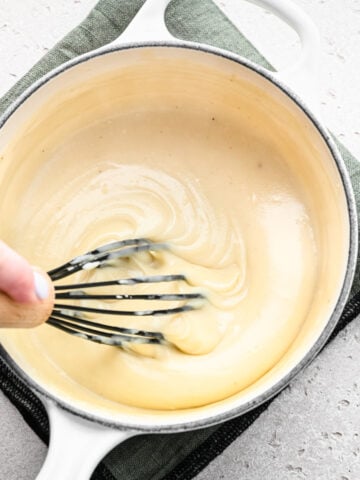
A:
[0, 49, 349, 413]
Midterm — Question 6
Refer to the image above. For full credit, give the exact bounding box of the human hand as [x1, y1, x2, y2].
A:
[0, 241, 54, 327]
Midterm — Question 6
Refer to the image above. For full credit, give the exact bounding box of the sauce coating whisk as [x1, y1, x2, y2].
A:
[47, 238, 204, 347]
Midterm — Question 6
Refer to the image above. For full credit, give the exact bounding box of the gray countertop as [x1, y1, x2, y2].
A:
[0, 1, 359, 479]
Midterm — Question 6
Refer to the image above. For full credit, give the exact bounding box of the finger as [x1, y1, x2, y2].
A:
[0, 240, 38, 303]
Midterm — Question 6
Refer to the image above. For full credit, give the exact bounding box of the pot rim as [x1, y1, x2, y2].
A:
[0, 40, 357, 433]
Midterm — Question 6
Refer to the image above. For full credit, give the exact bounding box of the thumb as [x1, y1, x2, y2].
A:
[0, 241, 54, 327]
[0, 240, 42, 303]
[0, 269, 54, 328]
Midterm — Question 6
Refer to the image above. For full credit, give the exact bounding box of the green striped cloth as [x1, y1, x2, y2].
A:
[0, 1, 359, 479]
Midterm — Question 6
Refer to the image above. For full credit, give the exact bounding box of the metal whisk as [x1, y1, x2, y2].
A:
[47, 238, 205, 347]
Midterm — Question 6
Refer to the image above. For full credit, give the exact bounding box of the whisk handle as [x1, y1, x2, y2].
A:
[0, 282, 54, 328]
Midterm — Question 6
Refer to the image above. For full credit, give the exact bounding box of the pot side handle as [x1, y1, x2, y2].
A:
[36, 400, 135, 480]
[245, 0, 321, 114]
[109, 0, 320, 113]
[110, 0, 174, 44]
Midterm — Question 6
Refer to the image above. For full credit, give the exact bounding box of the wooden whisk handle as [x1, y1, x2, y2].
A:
[0, 272, 54, 328]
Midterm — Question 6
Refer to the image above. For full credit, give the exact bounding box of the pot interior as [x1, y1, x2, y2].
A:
[0, 46, 352, 430]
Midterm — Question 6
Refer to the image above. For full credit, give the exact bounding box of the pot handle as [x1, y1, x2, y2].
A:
[110, 0, 174, 44]
[245, 0, 321, 113]
[36, 400, 134, 480]
[110, 0, 320, 112]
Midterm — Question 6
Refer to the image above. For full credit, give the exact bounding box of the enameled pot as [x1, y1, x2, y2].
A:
[0, 1, 357, 478]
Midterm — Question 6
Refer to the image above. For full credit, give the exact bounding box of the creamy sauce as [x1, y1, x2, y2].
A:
[0, 50, 349, 413]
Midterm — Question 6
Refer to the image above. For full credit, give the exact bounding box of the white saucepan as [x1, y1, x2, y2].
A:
[0, 1, 357, 478]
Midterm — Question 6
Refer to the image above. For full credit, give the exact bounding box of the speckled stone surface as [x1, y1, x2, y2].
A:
[0, 1, 359, 479]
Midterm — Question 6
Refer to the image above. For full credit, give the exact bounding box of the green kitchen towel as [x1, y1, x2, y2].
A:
[0, 1, 359, 480]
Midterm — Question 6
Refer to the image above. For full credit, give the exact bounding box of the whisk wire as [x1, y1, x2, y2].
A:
[50, 310, 164, 338]
[54, 274, 187, 291]
[53, 303, 195, 317]
[46, 239, 205, 347]
[47, 318, 163, 346]
[48, 238, 167, 281]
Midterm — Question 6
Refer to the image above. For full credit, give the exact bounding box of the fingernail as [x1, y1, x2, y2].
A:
[33, 271, 49, 300]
